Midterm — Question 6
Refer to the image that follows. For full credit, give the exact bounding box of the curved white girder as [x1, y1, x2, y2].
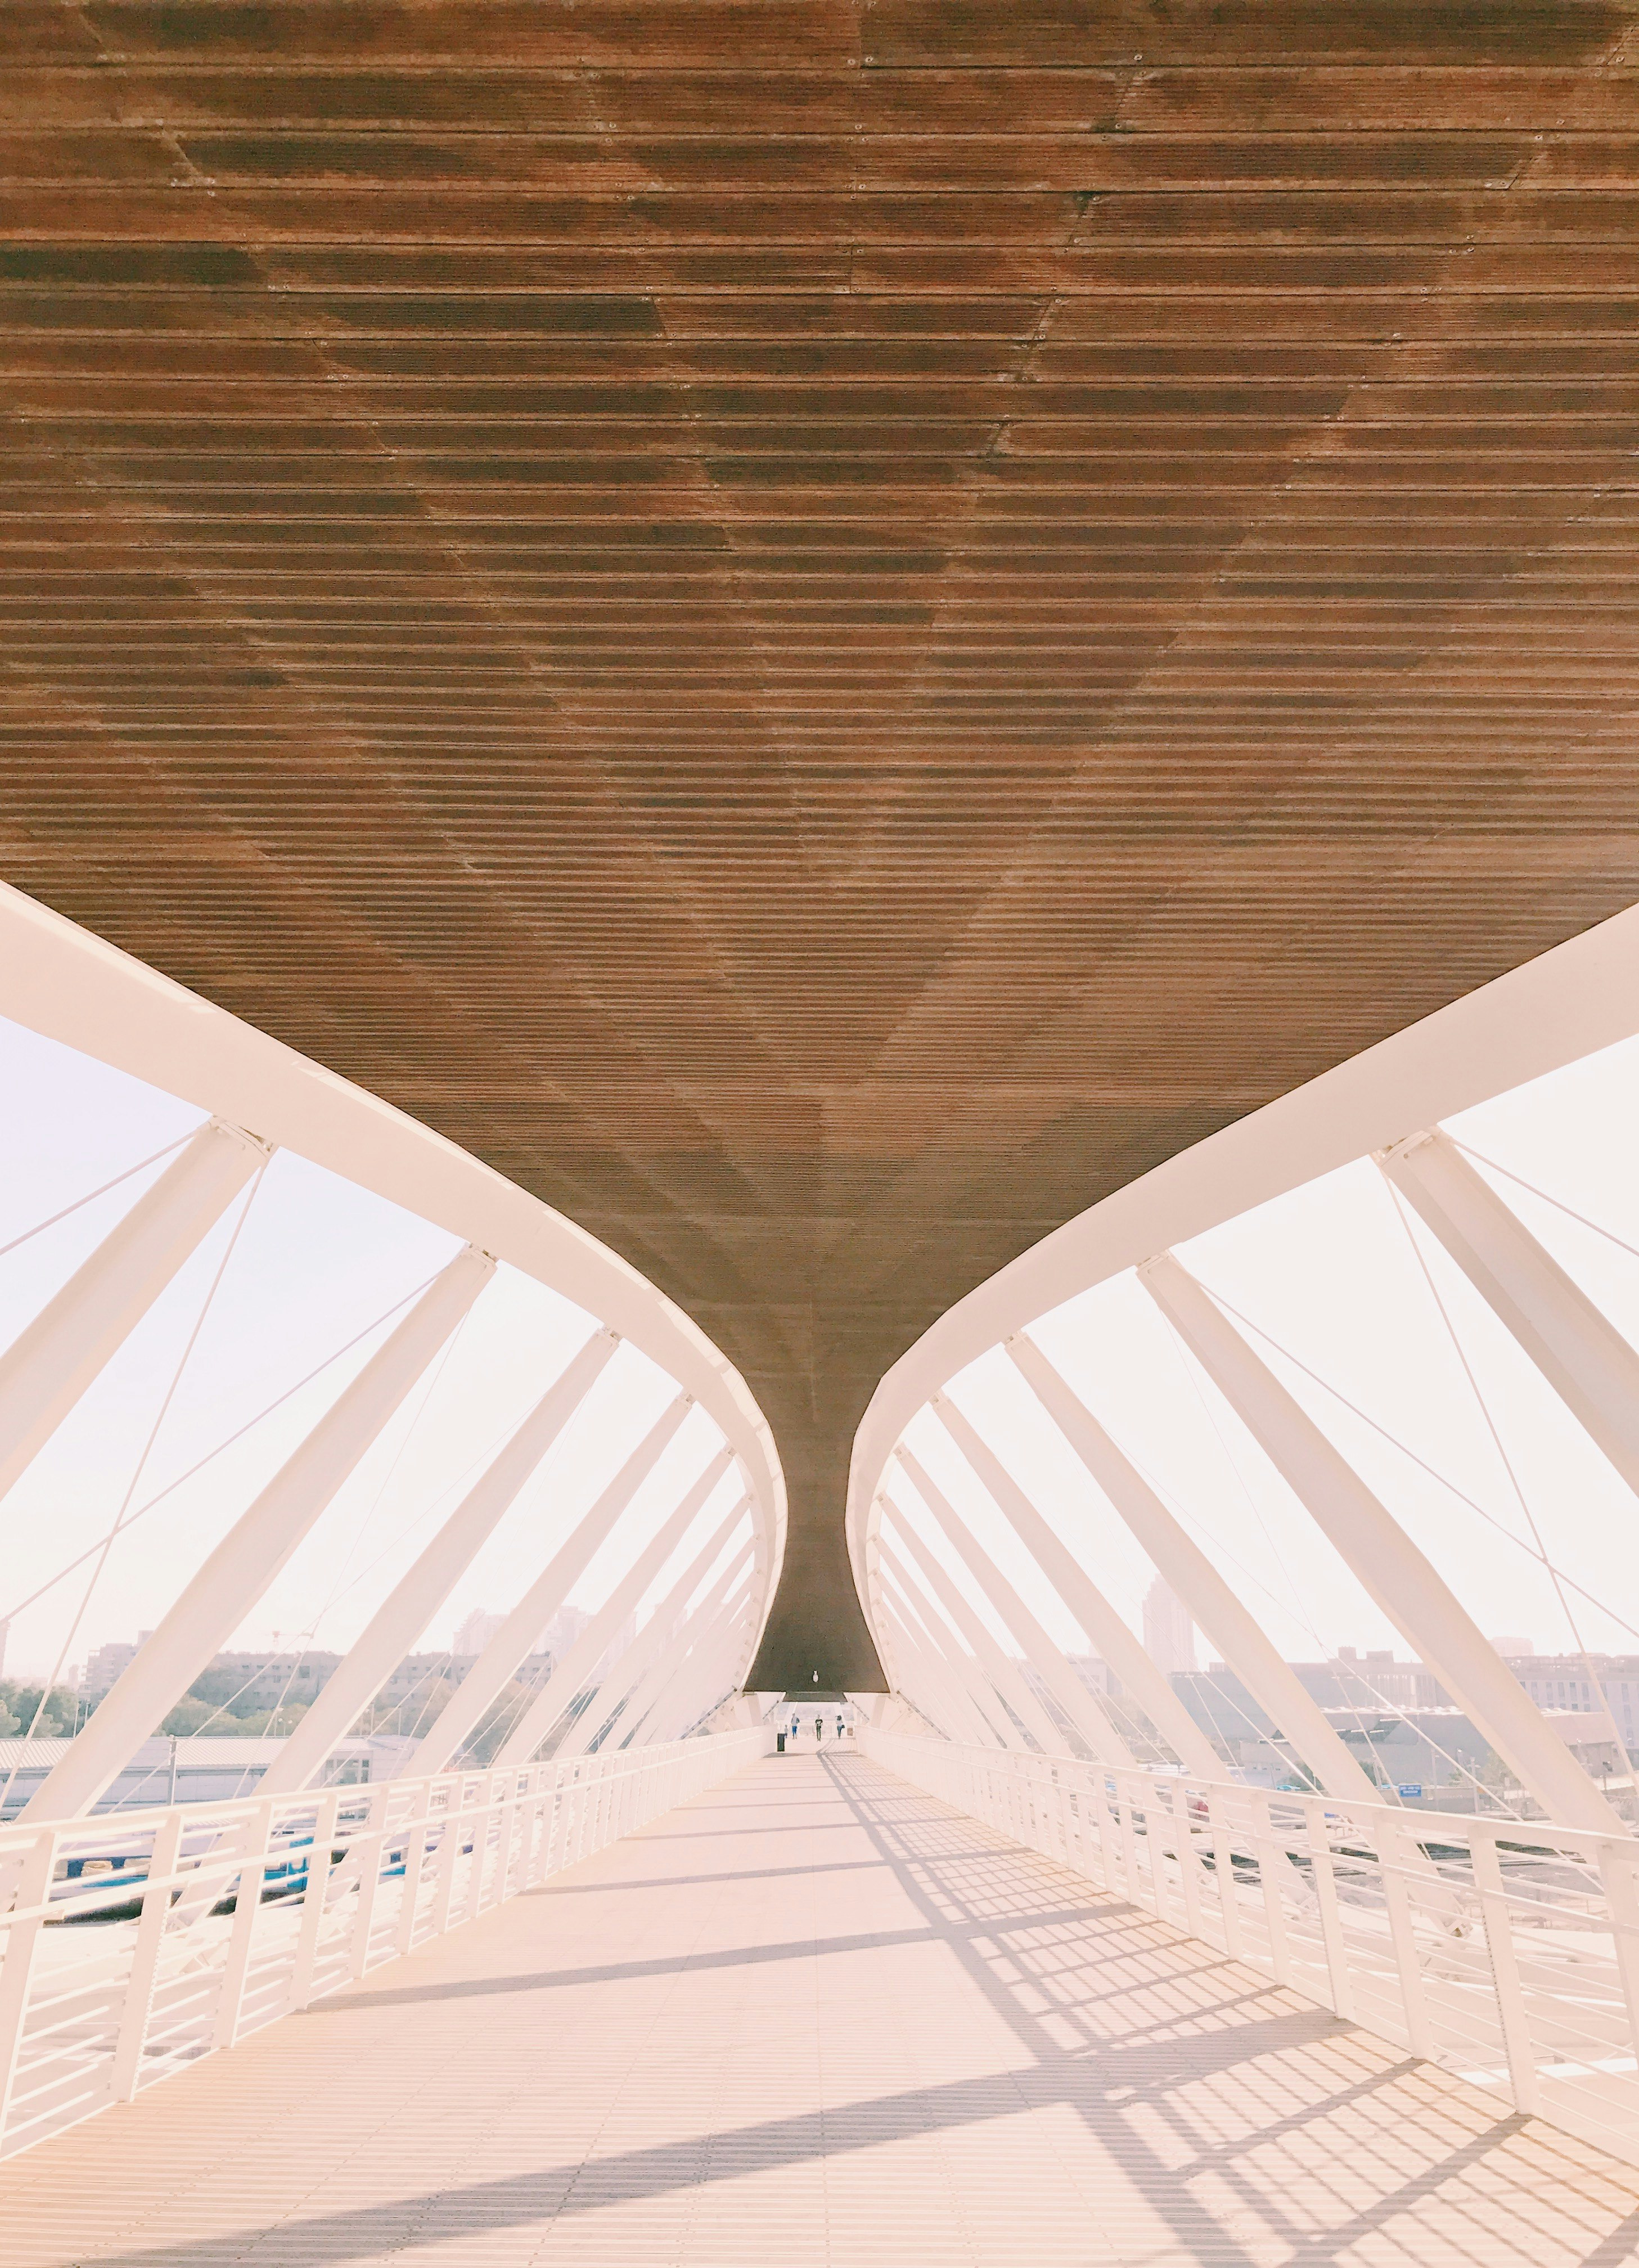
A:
[848, 901, 1639, 1689]
[0, 880, 786, 1685]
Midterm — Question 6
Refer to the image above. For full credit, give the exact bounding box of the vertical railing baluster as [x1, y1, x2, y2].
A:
[1253, 1793, 1294, 1987]
[1206, 1788, 1244, 1961]
[1379, 1819, 1434, 2057]
[1473, 1826, 1539, 2114]
[213, 1801, 274, 2051]
[290, 1790, 341, 2013]
[113, 1809, 186, 2101]
[1303, 1798, 1356, 2023]
[0, 1829, 61, 2149]
[349, 1785, 391, 1977]
[395, 1781, 433, 1957]
[1172, 1781, 1204, 1940]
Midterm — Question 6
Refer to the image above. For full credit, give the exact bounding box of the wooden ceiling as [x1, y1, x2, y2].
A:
[5, 2, 1639, 1688]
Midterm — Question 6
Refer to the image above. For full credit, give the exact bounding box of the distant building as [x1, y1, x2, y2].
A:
[79, 1632, 557, 1739]
[1066, 1655, 1120, 1699]
[371, 1649, 553, 1725]
[83, 1634, 154, 1702]
[453, 1608, 506, 1656]
[593, 1613, 637, 1681]
[1503, 1653, 1639, 1756]
[1172, 1665, 1272, 1757]
[1287, 1650, 1437, 1711]
[206, 1651, 344, 1712]
[1143, 1577, 1195, 1678]
[539, 1604, 593, 1658]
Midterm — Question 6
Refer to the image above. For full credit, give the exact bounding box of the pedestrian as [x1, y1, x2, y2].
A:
[836, 1713, 844, 1741]
[816, 1713, 824, 1744]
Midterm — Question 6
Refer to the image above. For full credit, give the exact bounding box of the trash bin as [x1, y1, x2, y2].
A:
[776, 1731, 786, 1753]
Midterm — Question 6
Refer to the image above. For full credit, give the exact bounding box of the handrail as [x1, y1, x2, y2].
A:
[0, 1725, 774, 2160]
[862, 1724, 1639, 2169]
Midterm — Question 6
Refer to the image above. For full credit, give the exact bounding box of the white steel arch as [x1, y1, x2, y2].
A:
[846, 900, 1639, 2165]
[0, 878, 786, 1635]
[848, 898, 1639, 1679]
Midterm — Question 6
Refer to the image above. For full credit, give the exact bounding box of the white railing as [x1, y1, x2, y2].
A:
[0, 1725, 772, 2162]
[862, 1726, 1639, 2170]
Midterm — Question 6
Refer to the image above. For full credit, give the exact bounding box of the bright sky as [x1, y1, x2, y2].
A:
[5, 1005, 1639, 1696]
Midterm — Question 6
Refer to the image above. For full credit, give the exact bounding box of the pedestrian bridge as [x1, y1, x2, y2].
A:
[11, 2, 1639, 2247]
[9, 860, 1639, 2261]
[11, 1751, 1638, 2268]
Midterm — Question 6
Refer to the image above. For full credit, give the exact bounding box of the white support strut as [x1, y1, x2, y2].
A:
[1379, 1127, 1639, 1502]
[0, 883, 786, 1638]
[879, 1590, 1003, 1748]
[891, 1446, 1133, 1767]
[637, 1561, 758, 1747]
[877, 1546, 1023, 1751]
[25, 1244, 494, 1824]
[496, 1460, 741, 1766]
[1140, 1249, 1627, 1836]
[553, 1560, 730, 1760]
[0, 1117, 268, 1508]
[407, 1393, 694, 1777]
[640, 1570, 754, 1747]
[926, 1396, 1223, 1779]
[1006, 1330, 1386, 1807]
[606, 1516, 758, 1750]
[873, 1551, 987, 1743]
[880, 1508, 1060, 1753]
[262, 1327, 622, 1794]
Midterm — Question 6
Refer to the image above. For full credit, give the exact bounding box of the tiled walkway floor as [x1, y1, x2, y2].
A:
[7, 1751, 1639, 2265]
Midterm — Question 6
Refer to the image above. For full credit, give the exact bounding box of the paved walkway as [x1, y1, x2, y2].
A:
[7, 1752, 1639, 2266]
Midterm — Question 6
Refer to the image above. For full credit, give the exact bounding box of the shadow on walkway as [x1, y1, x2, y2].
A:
[18, 1756, 1639, 2267]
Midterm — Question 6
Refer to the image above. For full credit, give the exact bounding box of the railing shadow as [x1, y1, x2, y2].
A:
[22, 1754, 1639, 2268]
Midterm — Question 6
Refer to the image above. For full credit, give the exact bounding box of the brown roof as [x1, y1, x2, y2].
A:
[4, 2, 1639, 1685]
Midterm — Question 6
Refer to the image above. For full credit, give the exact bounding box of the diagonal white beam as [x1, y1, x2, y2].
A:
[26, 1243, 493, 1822]
[606, 1518, 758, 1749]
[642, 1573, 754, 1747]
[672, 1601, 755, 1743]
[928, 1395, 1222, 1778]
[893, 1446, 1133, 1766]
[881, 1506, 1060, 1752]
[0, 1118, 268, 1507]
[878, 1584, 1000, 1748]
[633, 1557, 757, 1749]
[621, 1558, 755, 1752]
[878, 1546, 1021, 1750]
[1007, 1330, 1385, 1804]
[879, 1547, 1022, 1749]
[1141, 1248, 1626, 1835]
[406, 1390, 694, 1775]
[557, 1533, 748, 1760]
[262, 1328, 622, 1793]
[1380, 1126, 1639, 1502]
[497, 1461, 741, 1765]
[868, 1531, 997, 1747]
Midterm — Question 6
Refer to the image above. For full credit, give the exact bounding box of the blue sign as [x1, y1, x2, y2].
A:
[1397, 1783, 1423, 1799]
